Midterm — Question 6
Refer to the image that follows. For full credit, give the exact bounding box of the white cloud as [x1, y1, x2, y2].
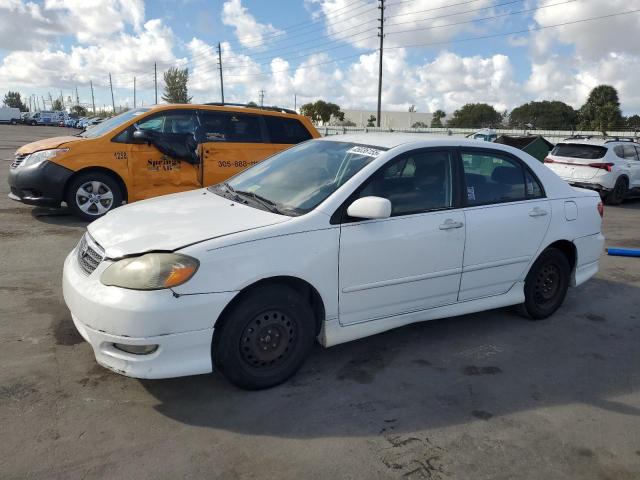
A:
[533, 0, 640, 59]
[311, 0, 494, 50]
[0, 0, 67, 50]
[221, 0, 283, 49]
[0, 19, 180, 90]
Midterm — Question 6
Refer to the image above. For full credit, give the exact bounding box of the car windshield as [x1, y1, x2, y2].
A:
[79, 108, 150, 138]
[209, 140, 387, 216]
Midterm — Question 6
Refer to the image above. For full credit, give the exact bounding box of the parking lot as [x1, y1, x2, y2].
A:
[0, 124, 639, 479]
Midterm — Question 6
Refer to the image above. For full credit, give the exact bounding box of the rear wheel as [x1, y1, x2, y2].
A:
[213, 284, 315, 390]
[65, 171, 122, 221]
[604, 177, 627, 205]
[519, 248, 570, 320]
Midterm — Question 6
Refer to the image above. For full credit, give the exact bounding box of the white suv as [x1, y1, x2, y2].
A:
[544, 136, 640, 204]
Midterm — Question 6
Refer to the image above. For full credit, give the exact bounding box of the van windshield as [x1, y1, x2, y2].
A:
[79, 108, 150, 138]
[210, 140, 387, 215]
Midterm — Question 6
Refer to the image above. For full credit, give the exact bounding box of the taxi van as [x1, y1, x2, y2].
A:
[8, 103, 320, 220]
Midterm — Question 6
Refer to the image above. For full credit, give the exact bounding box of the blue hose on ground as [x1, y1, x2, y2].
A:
[606, 248, 640, 257]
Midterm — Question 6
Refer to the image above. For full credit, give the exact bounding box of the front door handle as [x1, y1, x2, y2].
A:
[439, 219, 464, 230]
[529, 207, 549, 217]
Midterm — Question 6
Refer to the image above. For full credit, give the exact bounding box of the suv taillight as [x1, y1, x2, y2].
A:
[588, 162, 614, 172]
[544, 157, 554, 163]
[597, 201, 604, 218]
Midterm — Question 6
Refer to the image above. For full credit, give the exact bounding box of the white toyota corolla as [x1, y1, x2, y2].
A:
[63, 134, 605, 389]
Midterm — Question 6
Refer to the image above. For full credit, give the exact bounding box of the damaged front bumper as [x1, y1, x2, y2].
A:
[62, 247, 237, 379]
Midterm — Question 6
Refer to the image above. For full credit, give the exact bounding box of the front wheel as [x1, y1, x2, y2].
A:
[65, 172, 123, 221]
[519, 248, 570, 320]
[213, 284, 316, 390]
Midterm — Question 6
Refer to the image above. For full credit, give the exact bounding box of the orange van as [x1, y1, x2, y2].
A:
[8, 103, 319, 220]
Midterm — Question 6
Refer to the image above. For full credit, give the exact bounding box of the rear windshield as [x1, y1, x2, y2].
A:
[551, 143, 607, 159]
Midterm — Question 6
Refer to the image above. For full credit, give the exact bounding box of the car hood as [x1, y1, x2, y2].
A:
[16, 136, 85, 155]
[88, 189, 290, 258]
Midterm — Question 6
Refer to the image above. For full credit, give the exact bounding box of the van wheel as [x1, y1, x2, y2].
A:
[65, 172, 122, 221]
[604, 177, 627, 205]
[30, 120, 37, 126]
[213, 284, 315, 390]
[519, 248, 570, 320]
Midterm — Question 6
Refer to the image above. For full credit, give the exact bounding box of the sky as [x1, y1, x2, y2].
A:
[2, 0, 640, 115]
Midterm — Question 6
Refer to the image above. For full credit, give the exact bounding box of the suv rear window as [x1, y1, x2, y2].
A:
[264, 116, 312, 144]
[551, 143, 607, 159]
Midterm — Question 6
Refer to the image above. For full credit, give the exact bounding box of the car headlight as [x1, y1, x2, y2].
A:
[100, 253, 199, 290]
[21, 148, 69, 168]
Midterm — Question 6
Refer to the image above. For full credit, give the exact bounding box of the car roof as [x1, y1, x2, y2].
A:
[149, 103, 305, 118]
[557, 138, 640, 147]
[317, 132, 518, 150]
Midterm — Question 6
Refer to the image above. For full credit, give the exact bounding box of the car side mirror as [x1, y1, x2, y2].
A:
[347, 196, 392, 220]
[132, 129, 152, 145]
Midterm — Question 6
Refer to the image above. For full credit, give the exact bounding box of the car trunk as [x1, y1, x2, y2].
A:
[547, 143, 608, 181]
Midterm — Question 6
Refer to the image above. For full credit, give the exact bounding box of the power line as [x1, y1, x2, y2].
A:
[217, 8, 640, 78]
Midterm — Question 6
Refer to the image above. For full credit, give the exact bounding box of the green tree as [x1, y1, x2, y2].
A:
[508, 101, 577, 129]
[299, 100, 345, 125]
[71, 105, 88, 116]
[247, 101, 258, 107]
[626, 114, 640, 129]
[447, 103, 502, 128]
[52, 98, 63, 111]
[3, 91, 28, 111]
[162, 67, 192, 104]
[412, 121, 428, 128]
[430, 109, 446, 128]
[366, 115, 376, 127]
[578, 85, 623, 132]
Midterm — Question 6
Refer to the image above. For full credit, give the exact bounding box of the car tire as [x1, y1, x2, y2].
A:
[518, 248, 570, 320]
[604, 177, 627, 205]
[213, 284, 316, 390]
[65, 171, 123, 221]
[30, 120, 37, 126]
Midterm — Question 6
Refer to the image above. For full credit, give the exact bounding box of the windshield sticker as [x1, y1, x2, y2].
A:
[467, 186, 476, 201]
[346, 146, 384, 158]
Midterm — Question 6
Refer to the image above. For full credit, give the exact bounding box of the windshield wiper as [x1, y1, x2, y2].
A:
[235, 190, 283, 214]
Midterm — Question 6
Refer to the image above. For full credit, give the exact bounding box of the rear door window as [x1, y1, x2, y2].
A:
[264, 116, 312, 144]
[551, 143, 607, 159]
[461, 151, 527, 205]
[623, 145, 639, 160]
[199, 110, 266, 143]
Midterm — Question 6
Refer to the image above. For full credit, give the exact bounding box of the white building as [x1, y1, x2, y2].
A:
[341, 109, 434, 128]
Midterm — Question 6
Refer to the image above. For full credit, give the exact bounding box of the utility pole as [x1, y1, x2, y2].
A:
[90, 80, 96, 114]
[43, 95, 48, 110]
[376, 0, 385, 127]
[60, 91, 64, 109]
[154, 62, 158, 104]
[133, 76, 136, 108]
[259, 89, 265, 107]
[217, 42, 225, 103]
[109, 73, 116, 113]
[75, 86, 80, 107]
[294, 93, 297, 111]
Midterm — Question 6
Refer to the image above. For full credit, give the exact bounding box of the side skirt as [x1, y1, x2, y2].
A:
[319, 282, 525, 347]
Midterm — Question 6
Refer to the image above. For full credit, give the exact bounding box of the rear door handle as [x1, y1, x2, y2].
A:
[439, 219, 464, 230]
[529, 207, 548, 217]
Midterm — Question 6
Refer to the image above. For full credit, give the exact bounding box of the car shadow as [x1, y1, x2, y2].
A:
[31, 206, 89, 228]
[140, 277, 640, 438]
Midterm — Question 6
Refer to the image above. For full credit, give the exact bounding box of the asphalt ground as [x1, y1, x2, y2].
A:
[0, 124, 639, 479]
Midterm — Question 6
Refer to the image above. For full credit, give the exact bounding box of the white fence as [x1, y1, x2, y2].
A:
[316, 125, 640, 145]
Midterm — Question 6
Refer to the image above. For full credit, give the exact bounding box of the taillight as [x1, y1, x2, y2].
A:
[597, 201, 604, 218]
[588, 162, 614, 172]
[544, 157, 554, 163]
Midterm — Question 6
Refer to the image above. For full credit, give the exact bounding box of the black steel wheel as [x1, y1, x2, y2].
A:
[213, 284, 315, 390]
[520, 248, 570, 320]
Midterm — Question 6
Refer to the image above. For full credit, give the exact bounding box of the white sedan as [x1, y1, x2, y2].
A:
[63, 134, 605, 389]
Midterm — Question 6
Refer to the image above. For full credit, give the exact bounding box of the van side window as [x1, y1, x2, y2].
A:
[461, 152, 527, 205]
[264, 116, 312, 144]
[199, 111, 265, 143]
